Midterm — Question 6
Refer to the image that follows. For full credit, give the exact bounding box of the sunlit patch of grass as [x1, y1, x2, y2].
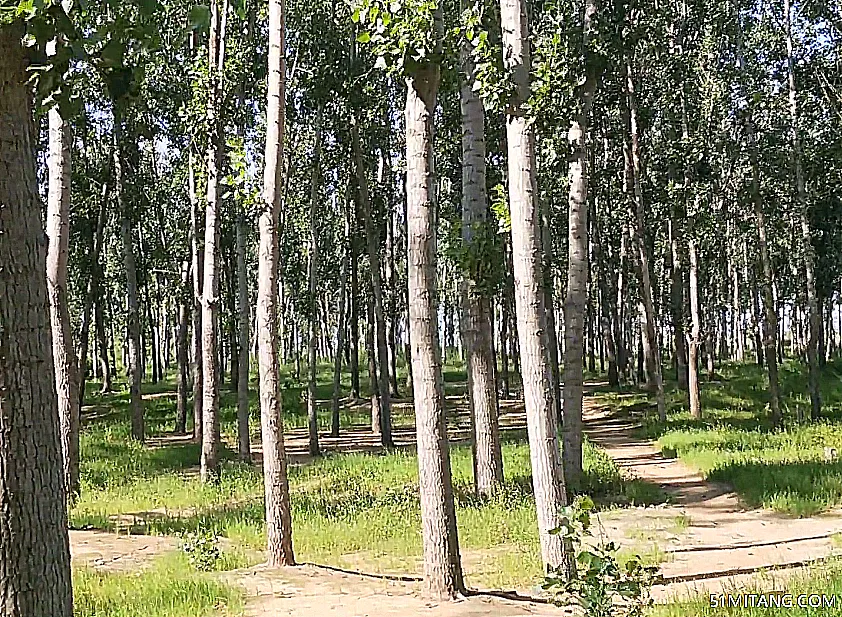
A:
[653, 558, 842, 616]
[73, 553, 243, 617]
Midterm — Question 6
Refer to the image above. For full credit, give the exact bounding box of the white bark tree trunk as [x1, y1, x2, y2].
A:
[500, 0, 573, 575]
[46, 103, 81, 501]
[260, 0, 295, 566]
[406, 35, 464, 598]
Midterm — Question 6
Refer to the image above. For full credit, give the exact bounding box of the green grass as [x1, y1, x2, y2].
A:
[652, 559, 842, 616]
[599, 360, 842, 516]
[74, 361, 663, 590]
[73, 554, 243, 617]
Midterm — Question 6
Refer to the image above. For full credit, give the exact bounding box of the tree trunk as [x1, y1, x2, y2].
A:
[236, 213, 251, 460]
[406, 37, 465, 596]
[260, 0, 295, 566]
[740, 41, 782, 422]
[624, 60, 666, 420]
[349, 226, 361, 399]
[189, 150, 204, 442]
[500, 0, 573, 575]
[0, 25, 74, 614]
[351, 121, 393, 447]
[688, 238, 702, 419]
[366, 298, 382, 433]
[331, 190, 351, 438]
[562, 0, 597, 489]
[46, 102, 81, 501]
[201, 0, 228, 483]
[459, 32, 504, 498]
[784, 0, 821, 420]
[115, 104, 144, 442]
[176, 261, 191, 434]
[95, 286, 112, 393]
[307, 109, 324, 458]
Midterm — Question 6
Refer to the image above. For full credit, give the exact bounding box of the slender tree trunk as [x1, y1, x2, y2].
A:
[349, 228, 361, 399]
[624, 60, 666, 420]
[784, 0, 821, 420]
[459, 30, 504, 497]
[352, 121, 393, 447]
[115, 104, 144, 442]
[176, 261, 191, 434]
[306, 109, 324, 458]
[95, 287, 112, 393]
[260, 0, 295, 566]
[47, 102, 81, 501]
[236, 214, 251, 460]
[201, 0, 228, 482]
[741, 62, 782, 422]
[0, 26, 74, 614]
[688, 238, 702, 419]
[331, 190, 351, 437]
[562, 0, 597, 488]
[189, 149, 204, 442]
[406, 33, 465, 596]
[500, 0, 573, 575]
[367, 298, 382, 433]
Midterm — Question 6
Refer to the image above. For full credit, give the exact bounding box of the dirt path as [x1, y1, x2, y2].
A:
[582, 397, 842, 600]
[228, 565, 571, 617]
[69, 530, 174, 571]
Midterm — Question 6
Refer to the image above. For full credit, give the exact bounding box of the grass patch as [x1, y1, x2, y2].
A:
[73, 368, 663, 590]
[74, 554, 243, 617]
[653, 558, 842, 616]
[601, 360, 842, 516]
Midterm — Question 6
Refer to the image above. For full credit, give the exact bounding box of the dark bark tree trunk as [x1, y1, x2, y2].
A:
[0, 25, 74, 614]
[367, 297, 382, 433]
[260, 0, 295, 566]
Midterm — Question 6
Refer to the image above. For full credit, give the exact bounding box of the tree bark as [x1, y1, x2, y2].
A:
[0, 25, 74, 614]
[562, 0, 598, 489]
[260, 0, 295, 566]
[114, 103, 144, 442]
[189, 150, 204, 442]
[351, 121, 393, 447]
[624, 59, 666, 420]
[46, 102, 81, 501]
[367, 297, 382, 434]
[349, 225, 361, 399]
[688, 238, 702, 419]
[306, 109, 324, 458]
[406, 36, 465, 596]
[201, 0, 228, 483]
[784, 0, 821, 420]
[331, 189, 351, 438]
[500, 0, 573, 575]
[236, 213, 251, 460]
[176, 260, 191, 435]
[459, 31, 504, 498]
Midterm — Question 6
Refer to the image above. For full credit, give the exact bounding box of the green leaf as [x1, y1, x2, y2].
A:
[356, 31, 371, 43]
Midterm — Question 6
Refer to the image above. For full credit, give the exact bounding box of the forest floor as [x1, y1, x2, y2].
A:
[66, 360, 842, 615]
